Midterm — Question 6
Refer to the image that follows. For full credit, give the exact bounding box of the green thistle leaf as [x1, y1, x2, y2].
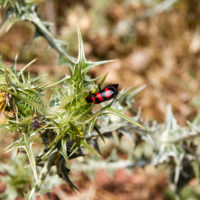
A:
[105, 107, 145, 129]
[23, 134, 38, 182]
[82, 140, 101, 157]
[59, 139, 71, 169]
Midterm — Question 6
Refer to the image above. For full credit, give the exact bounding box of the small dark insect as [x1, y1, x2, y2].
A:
[31, 117, 44, 130]
[86, 84, 119, 104]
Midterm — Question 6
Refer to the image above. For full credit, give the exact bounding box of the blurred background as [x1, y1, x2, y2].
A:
[1, 0, 200, 199]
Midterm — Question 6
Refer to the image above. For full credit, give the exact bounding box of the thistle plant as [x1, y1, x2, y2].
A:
[2, 1, 200, 200]
[0, 29, 144, 200]
[0, 1, 145, 199]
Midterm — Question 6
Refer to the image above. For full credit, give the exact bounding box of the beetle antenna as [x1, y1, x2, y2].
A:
[98, 84, 101, 91]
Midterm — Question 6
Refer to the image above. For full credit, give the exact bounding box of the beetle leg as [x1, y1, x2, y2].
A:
[110, 97, 118, 106]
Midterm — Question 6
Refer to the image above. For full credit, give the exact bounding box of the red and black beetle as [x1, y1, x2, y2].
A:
[86, 84, 119, 104]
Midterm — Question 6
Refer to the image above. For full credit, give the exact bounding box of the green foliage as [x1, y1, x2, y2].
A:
[0, 152, 33, 199]
[0, 151, 62, 200]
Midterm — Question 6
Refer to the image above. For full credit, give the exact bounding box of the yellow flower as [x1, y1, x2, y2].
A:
[0, 90, 14, 123]
[0, 89, 9, 112]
